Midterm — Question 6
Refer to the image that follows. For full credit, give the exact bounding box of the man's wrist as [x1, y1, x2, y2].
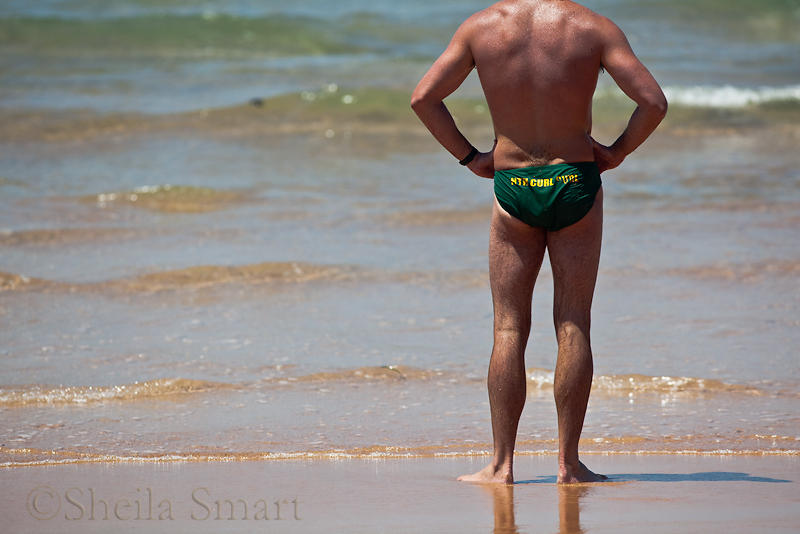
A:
[459, 146, 479, 166]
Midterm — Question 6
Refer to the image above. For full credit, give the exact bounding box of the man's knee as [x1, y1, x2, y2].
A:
[494, 318, 531, 344]
[554, 318, 590, 346]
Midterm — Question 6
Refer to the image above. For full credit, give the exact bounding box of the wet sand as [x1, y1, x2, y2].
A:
[2, 454, 797, 533]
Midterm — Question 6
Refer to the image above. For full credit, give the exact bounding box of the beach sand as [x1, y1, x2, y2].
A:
[2, 3, 799, 533]
[3, 454, 798, 533]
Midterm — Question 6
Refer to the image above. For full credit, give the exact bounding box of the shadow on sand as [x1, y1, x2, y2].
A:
[516, 471, 791, 484]
[484, 472, 791, 534]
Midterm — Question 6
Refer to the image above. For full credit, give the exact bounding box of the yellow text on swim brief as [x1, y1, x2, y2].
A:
[509, 174, 580, 187]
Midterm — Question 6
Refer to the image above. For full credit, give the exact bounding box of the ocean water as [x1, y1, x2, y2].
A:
[1, 0, 799, 466]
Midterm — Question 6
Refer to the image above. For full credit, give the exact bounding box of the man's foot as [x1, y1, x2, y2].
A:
[557, 461, 608, 484]
[458, 463, 513, 484]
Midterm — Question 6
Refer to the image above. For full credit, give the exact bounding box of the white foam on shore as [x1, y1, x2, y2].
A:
[597, 84, 800, 108]
[662, 84, 800, 108]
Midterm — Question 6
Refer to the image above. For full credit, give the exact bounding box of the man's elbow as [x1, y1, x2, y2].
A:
[410, 91, 427, 113]
[647, 93, 668, 120]
[410, 88, 438, 115]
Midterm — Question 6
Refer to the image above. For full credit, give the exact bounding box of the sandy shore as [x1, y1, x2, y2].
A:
[2, 454, 797, 533]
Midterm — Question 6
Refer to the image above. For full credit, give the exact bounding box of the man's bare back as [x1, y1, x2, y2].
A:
[412, 0, 666, 175]
[470, 0, 603, 167]
[411, 0, 666, 484]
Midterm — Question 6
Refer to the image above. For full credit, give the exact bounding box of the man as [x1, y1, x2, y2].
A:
[411, 0, 666, 484]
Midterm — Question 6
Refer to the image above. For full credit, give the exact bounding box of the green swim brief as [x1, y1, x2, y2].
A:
[494, 161, 602, 231]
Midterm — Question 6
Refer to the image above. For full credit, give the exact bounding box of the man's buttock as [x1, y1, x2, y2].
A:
[493, 162, 602, 231]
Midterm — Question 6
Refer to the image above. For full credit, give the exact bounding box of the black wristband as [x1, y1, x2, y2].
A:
[459, 146, 479, 166]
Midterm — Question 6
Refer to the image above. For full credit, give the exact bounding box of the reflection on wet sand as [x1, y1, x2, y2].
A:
[557, 485, 590, 534]
[487, 484, 519, 534]
[485, 483, 590, 534]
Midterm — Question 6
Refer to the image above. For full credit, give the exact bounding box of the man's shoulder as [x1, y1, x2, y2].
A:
[462, 1, 617, 34]
[458, 3, 505, 34]
[456, 0, 624, 50]
[551, 2, 627, 55]
[571, 4, 624, 40]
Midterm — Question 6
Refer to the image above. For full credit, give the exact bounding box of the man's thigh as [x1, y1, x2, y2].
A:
[546, 188, 603, 324]
[489, 198, 547, 328]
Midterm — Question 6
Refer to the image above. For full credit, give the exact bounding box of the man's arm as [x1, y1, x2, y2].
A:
[592, 18, 668, 172]
[411, 19, 494, 178]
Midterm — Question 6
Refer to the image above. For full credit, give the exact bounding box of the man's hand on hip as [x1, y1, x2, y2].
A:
[466, 139, 497, 179]
[591, 138, 624, 173]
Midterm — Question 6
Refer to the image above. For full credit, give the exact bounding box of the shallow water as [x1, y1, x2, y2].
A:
[1, 0, 799, 466]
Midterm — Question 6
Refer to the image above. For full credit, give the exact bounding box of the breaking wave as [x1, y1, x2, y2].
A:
[0, 378, 232, 406]
[86, 185, 250, 213]
[526, 367, 761, 395]
[0, 366, 763, 408]
[2, 439, 797, 468]
[663, 84, 800, 108]
[0, 262, 356, 293]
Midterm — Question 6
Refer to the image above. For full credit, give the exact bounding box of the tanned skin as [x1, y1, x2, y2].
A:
[411, 0, 666, 484]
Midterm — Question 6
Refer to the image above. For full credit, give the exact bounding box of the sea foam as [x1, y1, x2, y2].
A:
[662, 84, 800, 108]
